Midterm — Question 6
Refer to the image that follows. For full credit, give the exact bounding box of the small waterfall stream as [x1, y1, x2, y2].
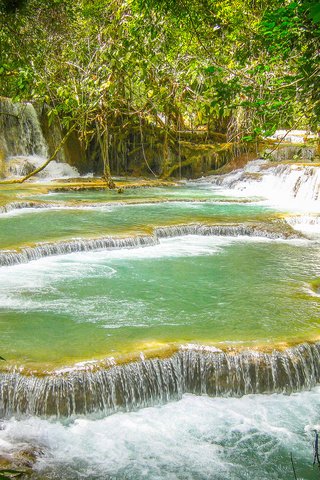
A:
[200, 160, 320, 204]
[0, 201, 53, 214]
[0, 98, 78, 179]
[0, 98, 48, 159]
[1, 343, 320, 417]
[0, 223, 300, 267]
[286, 214, 320, 237]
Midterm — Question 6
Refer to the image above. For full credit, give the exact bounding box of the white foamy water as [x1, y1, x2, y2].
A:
[268, 129, 316, 144]
[198, 160, 320, 214]
[0, 204, 116, 218]
[286, 215, 320, 237]
[7, 155, 79, 180]
[1, 391, 318, 479]
[0, 255, 117, 289]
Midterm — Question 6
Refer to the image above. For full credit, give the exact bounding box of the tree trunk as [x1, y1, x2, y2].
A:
[97, 122, 116, 189]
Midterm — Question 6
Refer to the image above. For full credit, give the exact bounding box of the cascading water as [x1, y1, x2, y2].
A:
[0, 222, 300, 267]
[0, 165, 320, 477]
[1, 343, 320, 417]
[0, 98, 48, 159]
[198, 159, 320, 206]
[0, 201, 53, 214]
[286, 214, 320, 237]
[268, 129, 316, 144]
[198, 159, 320, 235]
[7, 155, 79, 180]
[0, 97, 78, 179]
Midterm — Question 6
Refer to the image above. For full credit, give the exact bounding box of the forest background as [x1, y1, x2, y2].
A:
[0, 0, 319, 180]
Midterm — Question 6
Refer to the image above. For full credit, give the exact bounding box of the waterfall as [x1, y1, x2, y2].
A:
[6, 156, 79, 179]
[153, 224, 295, 240]
[199, 160, 320, 204]
[268, 129, 316, 144]
[1, 343, 320, 417]
[287, 215, 320, 226]
[0, 98, 47, 158]
[0, 223, 300, 267]
[0, 201, 53, 214]
[0, 235, 158, 266]
[0, 98, 78, 179]
[286, 214, 320, 236]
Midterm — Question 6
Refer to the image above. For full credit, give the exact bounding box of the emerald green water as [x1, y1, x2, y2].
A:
[1, 236, 319, 368]
[0, 183, 319, 369]
[1, 181, 320, 479]
[0, 200, 272, 249]
[28, 184, 241, 203]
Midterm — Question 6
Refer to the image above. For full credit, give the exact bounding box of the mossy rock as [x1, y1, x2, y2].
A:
[0, 443, 45, 479]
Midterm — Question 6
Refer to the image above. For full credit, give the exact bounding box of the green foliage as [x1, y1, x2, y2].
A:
[0, 0, 27, 13]
[257, 0, 320, 128]
[0, 0, 318, 153]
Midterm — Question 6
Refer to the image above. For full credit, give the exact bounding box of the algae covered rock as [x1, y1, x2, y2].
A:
[0, 438, 45, 478]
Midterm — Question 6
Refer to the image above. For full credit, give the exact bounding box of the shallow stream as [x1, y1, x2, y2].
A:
[0, 165, 320, 478]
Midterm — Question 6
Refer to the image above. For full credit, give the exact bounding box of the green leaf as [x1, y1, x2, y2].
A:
[242, 135, 254, 141]
[309, 4, 320, 23]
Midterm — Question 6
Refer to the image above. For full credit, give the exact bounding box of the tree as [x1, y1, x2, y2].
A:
[0, 0, 319, 182]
